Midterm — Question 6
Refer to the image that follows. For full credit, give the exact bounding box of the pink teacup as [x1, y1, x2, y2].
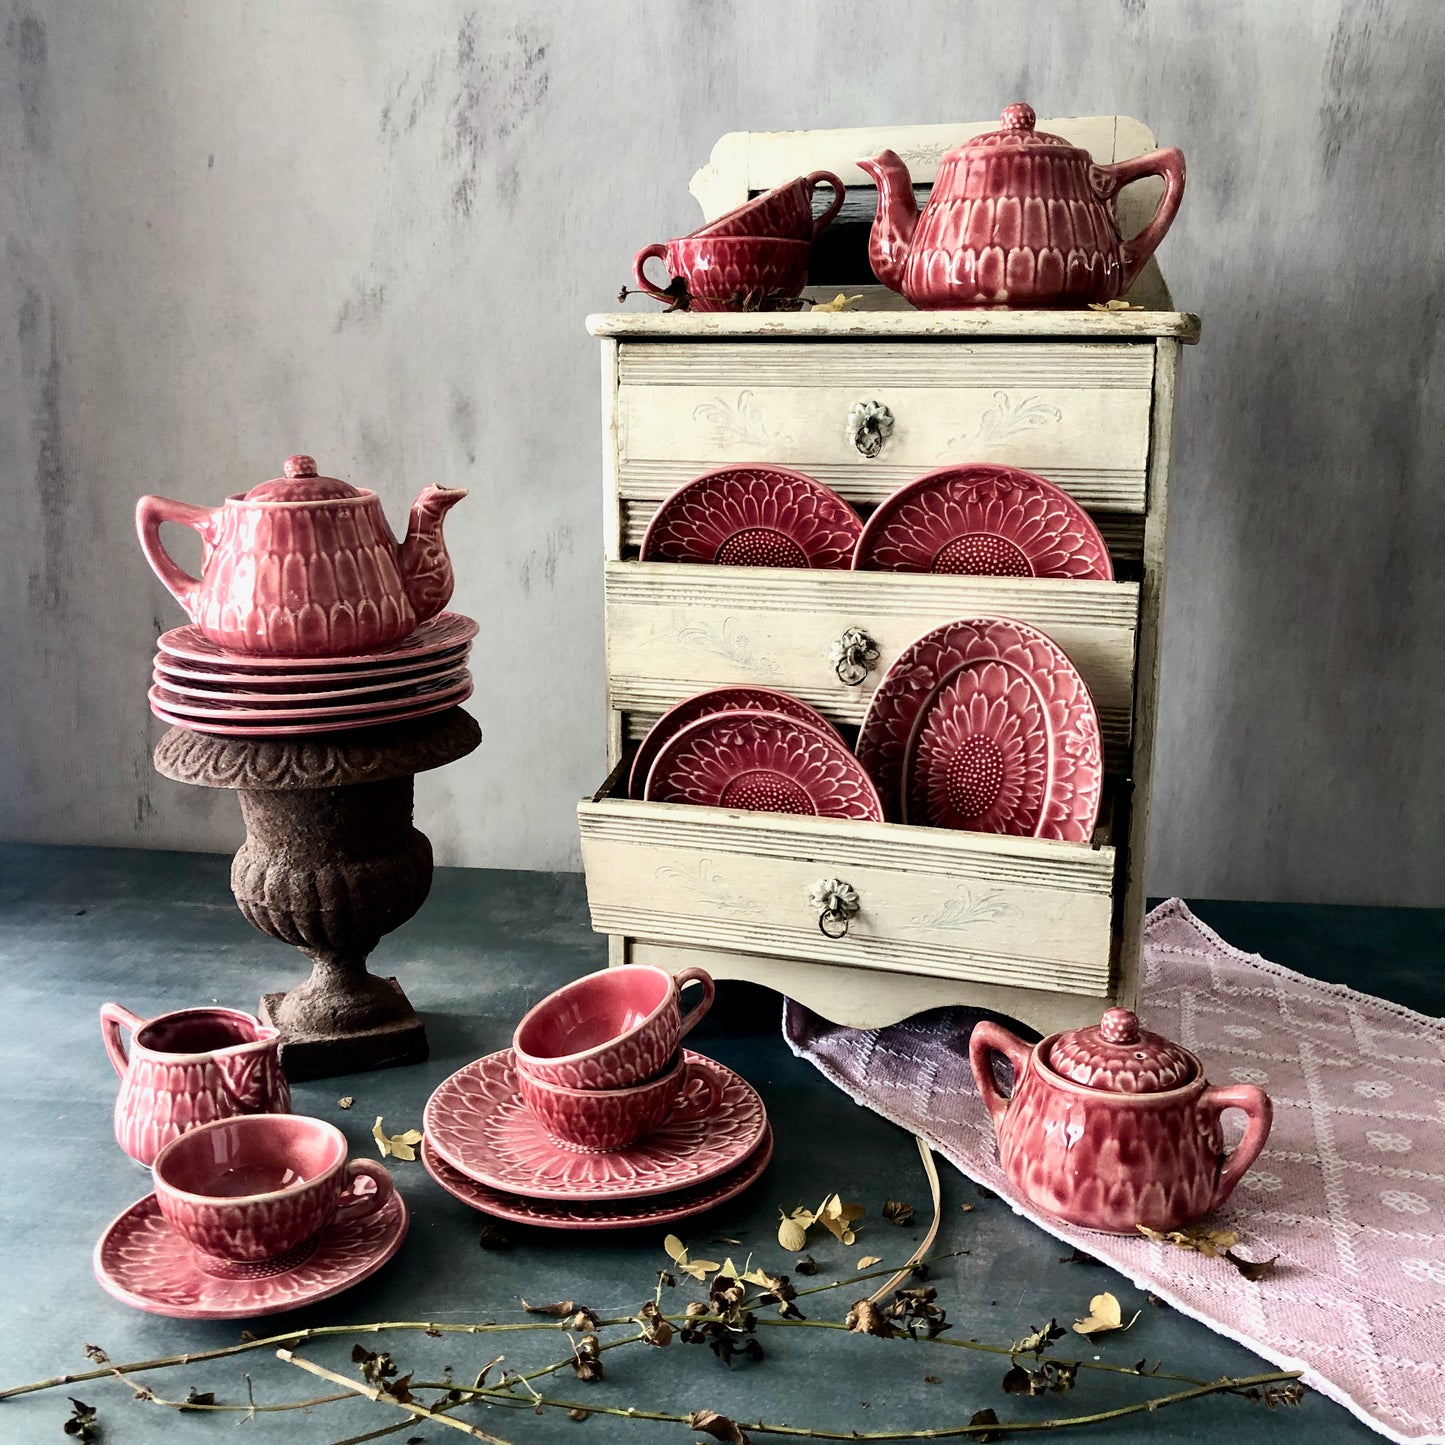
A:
[632, 236, 812, 311]
[513, 964, 715, 1090]
[694, 170, 845, 241]
[152, 1114, 394, 1266]
[517, 1054, 722, 1152]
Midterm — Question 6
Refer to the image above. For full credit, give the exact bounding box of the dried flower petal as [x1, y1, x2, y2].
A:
[793, 1254, 817, 1275]
[570, 1333, 604, 1383]
[688, 1408, 752, 1443]
[845, 1299, 896, 1337]
[664, 1234, 720, 1281]
[337, 1096, 354, 1109]
[64, 1399, 101, 1442]
[521, 1299, 578, 1316]
[967, 1406, 1004, 1442]
[1226, 1250, 1280, 1281]
[856, 1254, 883, 1269]
[476, 1224, 512, 1251]
[882, 1199, 915, 1226]
[815, 1193, 865, 1245]
[776, 1213, 809, 1252]
[1012, 1320, 1065, 1355]
[371, 1116, 422, 1162]
[637, 1300, 674, 1347]
[1072, 1291, 1139, 1336]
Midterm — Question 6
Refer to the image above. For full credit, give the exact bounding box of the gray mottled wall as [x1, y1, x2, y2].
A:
[1, 0, 1440, 905]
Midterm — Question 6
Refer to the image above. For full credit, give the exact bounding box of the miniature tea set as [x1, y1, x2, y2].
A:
[137, 454, 476, 736]
[630, 103, 1184, 310]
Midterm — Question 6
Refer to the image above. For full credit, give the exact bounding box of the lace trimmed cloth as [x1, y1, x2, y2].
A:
[784, 899, 1445, 1444]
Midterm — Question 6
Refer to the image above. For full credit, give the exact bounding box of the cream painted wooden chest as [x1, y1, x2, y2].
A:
[578, 117, 1199, 1033]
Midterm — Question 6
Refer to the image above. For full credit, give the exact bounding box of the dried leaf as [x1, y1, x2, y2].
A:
[1072, 1291, 1139, 1336]
[1059, 1247, 1101, 1266]
[815, 1193, 865, 1245]
[793, 1254, 817, 1275]
[521, 1299, 578, 1316]
[64, 1398, 100, 1441]
[810, 292, 864, 313]
[712, 1235, 742, 1245]
[351, 1345, 399, 1385]
[637, 1300, 674, 1347]
[1088, 299, 1144, 311]
[845, 1298, 896, 1338]
[476, 1223, 511, 1250]
[664, 1234, 721, 1281]
[570, 1333, 604, 1383]
[1012, 1320, 1066, 1355]
[1146, 1293, 1167, 1308]
[967, 1406, 1004, 1442]
[180, 1387, 216, 1408]
[856, 1254, 883, 1269]
[337, 1096, 354, 1109]
[567, 1308, 602, 1332]
[82, 1345, 108, 1364]
[882, 1199, 915, 1226]
[371, 1116, 422, 1161]
[688, 1408, 752, 1443]
[960, 1202, 975, 1213]
[568, 1407, 589, 1421]
[924, 1374, 941, 1384]
[1003, 1359, 1078, 1395]
[1226, 1250, 1280, 1281]
[1136, 1223, 1239, 1257]
[776, 1206, 813, 1252]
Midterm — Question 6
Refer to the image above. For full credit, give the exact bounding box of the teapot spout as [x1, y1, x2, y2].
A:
[400, 486, 467, 623]
[857, 149, 918, 294]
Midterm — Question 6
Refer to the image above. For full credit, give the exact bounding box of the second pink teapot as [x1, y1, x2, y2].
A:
[137, 455, 466, 657]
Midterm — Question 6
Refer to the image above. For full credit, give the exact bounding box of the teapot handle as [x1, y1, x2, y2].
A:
[632, 243, 676, 303]
[1095, 146, 1186, 293]
[135, 495, 216, 619]
[805, 170, 846, 238]
[100, 1002, 145, 1079]
[1201, 1084, 1274, 1209]
[968, 1020, 1033, 1128]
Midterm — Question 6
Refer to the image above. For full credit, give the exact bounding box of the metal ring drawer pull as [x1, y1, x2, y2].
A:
[811, 878, 861, 939]
[847, 399, 894, 458]
[830, 626, 880, 686]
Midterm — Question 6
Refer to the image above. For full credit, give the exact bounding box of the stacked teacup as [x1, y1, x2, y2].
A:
[512, 965, 719, 1150]
[632, 171, 844, 311]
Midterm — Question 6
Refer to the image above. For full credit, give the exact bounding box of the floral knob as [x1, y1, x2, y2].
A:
[283, 455, 318, 479]
[810, 878, 860, 939]
[1001, 102, 1036, 131]
[1099, 1008, 1141, 1044]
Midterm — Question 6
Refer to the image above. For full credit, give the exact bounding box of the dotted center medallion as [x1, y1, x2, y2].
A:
[193, 1236, 319, 1280]
[715, 528, 810, 568]
[718, 770, 815, 815]
[932, 532, 1032, 576]
[945, 735, 1006, 819]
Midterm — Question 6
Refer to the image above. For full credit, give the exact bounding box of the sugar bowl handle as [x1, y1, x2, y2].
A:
[1200, 1083, 1273, 1209]
[136, 495, 216, 619]
[969, 1020, 1033, 1128]
[1095, 147, 1186, 292]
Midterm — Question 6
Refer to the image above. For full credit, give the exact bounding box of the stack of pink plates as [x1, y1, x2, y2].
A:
[148, 613, 477, 737]
[421, 1049, 773, 1230]
[631, 686, 883, 821]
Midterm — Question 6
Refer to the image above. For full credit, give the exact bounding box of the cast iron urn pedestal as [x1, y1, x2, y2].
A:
[153, 707, 480, 1081]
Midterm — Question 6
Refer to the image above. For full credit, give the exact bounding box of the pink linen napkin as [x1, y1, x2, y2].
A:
[784, 899, 1445, 1444]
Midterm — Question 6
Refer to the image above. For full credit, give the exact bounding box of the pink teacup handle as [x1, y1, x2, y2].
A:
[674, 966, 716, 1043]
[1201, 1084, 1273, 1209]
[968, 1020, 1033, 1128]
[633, 242, 677, 302]
[335, 1159, 395, 1225]
[666, 1061, 723, 1123]
[135, 494, 218, 619]
[1094, 146, 1186, 292]
[100, 1001, 145, 1079]
[806, 170, 846, 237]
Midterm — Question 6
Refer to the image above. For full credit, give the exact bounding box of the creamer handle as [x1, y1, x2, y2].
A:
[100, 1002, 144, 1079]
[1202, 1084, 1274, 1208]
[969, 1020, 1032, 1128]
[135, 495, 215, 618]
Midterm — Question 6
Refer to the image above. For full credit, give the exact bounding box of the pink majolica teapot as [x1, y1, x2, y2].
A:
[970, 1007, 1272, 1234]
[136, 455, 466, 657]
[859, 103, 1185, 308]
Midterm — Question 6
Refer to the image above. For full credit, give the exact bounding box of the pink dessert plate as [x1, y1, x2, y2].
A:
[853, 464, 1113, 579]
[422, 1049, 767, 1202]
[149, 673, 469, 722]
[629, 687, 842, 799]
[421, 1127, 774, 1231]
[149, 679, 473, 737]
[155, 612, 479, 671]
[92, 1188, 408, 1320]
[857, 616, 1103, 841]
[152, 647, 469, 691]
[645, 710, 883, 821]
[151, 661, 470, 707]
[640, 467, 862, 569]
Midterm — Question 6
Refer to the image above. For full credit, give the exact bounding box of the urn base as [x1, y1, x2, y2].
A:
[260, 978, 427, 1081]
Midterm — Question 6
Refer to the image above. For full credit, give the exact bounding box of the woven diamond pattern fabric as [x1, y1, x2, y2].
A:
[784, 899, 1445, 1444]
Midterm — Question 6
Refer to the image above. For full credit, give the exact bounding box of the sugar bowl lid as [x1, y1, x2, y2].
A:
[1044, 1008, 1197, 1093]
[242, 454, 362, 503]
[967, 102, 1075, 152]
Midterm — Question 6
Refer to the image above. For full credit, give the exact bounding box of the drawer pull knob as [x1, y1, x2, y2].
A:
[830, 626, 880, 686]
[847, 399, 894, 458]
[811, 877, 861, 939]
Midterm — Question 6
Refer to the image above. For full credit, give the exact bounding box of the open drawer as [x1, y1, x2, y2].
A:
[578, 762, 1129, 1034]
[606, 560, 1140, 767]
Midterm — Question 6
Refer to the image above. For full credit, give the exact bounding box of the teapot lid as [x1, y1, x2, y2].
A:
[242, 455, 362, 503]
[1044, 1008, 1197, 1093]
[967, 102, 1076, 152]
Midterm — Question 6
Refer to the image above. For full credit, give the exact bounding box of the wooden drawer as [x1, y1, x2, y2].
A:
[605, 560, 1140, 765]
[578, 786, 1117, 1001]
[614, 340, 1155, 554]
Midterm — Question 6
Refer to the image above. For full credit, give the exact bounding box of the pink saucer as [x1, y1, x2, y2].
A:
[153, 655, 467, 700]
[629, 687, 841, 799]
[423, 1049, 767, 1202]
[853, 465, 1113, 579]
[155, 612, 479, 671]
[641, 467, 862, 569]
[421, 1127, 774, 1230]
[149, 680, 473, 737]
[645, 710, 883, 821]
[858, 616, 1102, 841]
[92, 1189, 408, 1319]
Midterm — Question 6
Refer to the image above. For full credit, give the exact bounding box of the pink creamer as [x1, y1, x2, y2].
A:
[101, 1003, 291, 1166]
[136, 455, 466, 657]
